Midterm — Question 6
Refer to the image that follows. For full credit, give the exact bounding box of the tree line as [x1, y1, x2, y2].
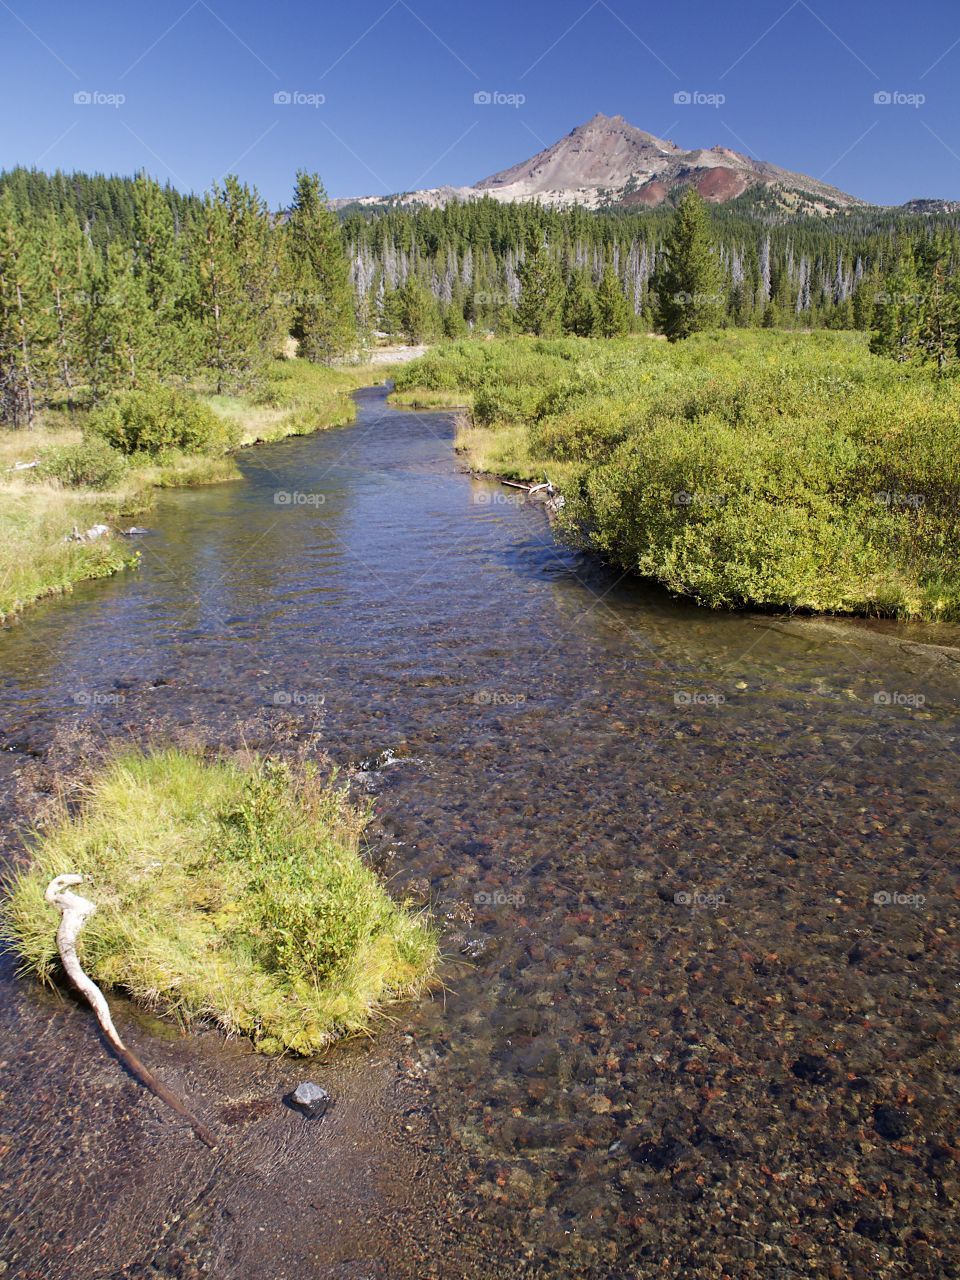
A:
[342, 190, 960, 342]
[0, 170, 354, 426]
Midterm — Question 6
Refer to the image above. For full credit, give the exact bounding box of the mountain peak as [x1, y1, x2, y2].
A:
[472, 112, 859, 212]
[336, 112, 863, 215]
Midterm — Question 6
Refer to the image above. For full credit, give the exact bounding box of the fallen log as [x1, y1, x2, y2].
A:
[45, 874, 218, 1148]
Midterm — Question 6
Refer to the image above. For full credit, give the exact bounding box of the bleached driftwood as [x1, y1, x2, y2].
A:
[45, 874, 217, 1148]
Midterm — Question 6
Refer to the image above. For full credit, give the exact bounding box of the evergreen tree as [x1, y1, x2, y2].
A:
[377, 280, 404, 335]
[653, 189, 725, 341]
[441, 286, 467, 337]
[594, 263, 630, 337]
[286, 171, 356, 363]
[131, 172, 191, 379]
[396, 276, 436, 342]
[562, 268, 597, 336]
[851, 276, 876, 331]
[42, 211, 91, 391]
[0, 193, 49, 424]
[870, 245, 923, 362]
[918, 240, 959, 373]
[516, 234, 563, 336]
[189, 176, 284, 392]
[85, 242, 152, 395]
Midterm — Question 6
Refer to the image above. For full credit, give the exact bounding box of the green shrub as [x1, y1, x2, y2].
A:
[2, 749, 437, 1055]
[88, 386, 240, 457]
[36, 438, 128, 489]
[397, 332, 960, 619]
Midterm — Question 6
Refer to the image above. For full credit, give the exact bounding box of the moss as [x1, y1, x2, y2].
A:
[2, 749, 437, 1055]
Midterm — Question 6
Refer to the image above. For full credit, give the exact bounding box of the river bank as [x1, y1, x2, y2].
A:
[392, 332, 960, 621]
[0, 359, 385, 625]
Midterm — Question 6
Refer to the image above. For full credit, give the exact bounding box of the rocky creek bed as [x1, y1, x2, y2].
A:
[0, 385, 957, 1278]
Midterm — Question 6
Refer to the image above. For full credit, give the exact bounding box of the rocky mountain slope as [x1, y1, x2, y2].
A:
[335, 112, 865, 215]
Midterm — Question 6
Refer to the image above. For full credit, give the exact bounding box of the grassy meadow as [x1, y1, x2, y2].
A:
[3, 748, 437, 1054]
[393, 331, 960, 620]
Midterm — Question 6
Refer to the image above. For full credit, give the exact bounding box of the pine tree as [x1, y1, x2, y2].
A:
[377, 280, 404, 335]
[562, 268, 597, 336]
[0, 193, 49, 424]
[916, 236, 960, 373]
[516, 234, 563, 336]
[42, 211, 91, 391]
[190, 176, 284, 392]
[870, 244, 922, 362]
[441, 283, 467, 337]
[132, 172, 191, 379]
[85, 241, 152, 395]
[397, 276, 437, 343]
[286, 171, 356, 363]
[594, 263, 631, 337]
[852, 275, 876, 331]
[653, 189, 725, 341]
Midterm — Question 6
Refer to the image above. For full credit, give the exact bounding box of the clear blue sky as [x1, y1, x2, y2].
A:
[1, 0, 959, 206]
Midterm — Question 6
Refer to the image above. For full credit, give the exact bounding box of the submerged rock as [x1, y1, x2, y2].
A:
[289, 1082, 331, 1119]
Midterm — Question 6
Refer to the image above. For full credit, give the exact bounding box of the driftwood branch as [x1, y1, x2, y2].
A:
[45, 874, 218, 1148]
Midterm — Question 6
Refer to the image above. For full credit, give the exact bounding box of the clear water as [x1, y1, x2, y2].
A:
[1, 386, 957, 1279]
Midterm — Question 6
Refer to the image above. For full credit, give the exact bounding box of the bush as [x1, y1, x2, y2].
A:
[88, 386, 239, 457]
[2, 749, 437, 1055]
[36, 437, 128, 489]
[396, 332, 960, 619]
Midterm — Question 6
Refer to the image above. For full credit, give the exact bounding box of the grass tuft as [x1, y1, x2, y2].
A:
[2, 748, 437, 1055]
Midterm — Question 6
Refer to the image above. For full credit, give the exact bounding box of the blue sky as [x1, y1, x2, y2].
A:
[1, 0, 959, 206]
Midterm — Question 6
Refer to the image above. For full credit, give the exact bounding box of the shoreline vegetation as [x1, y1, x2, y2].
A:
[392, 331, 960, 621]
[3, 748, 438, 1055]
[0, 356, 381, 624]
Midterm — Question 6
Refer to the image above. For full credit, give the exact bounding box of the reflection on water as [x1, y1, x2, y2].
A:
[1, 385, 958, 1279]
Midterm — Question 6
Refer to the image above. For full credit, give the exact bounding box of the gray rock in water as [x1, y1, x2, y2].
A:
[290, 1081, 330, 1119]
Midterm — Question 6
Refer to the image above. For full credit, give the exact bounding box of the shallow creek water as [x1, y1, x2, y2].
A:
[0, 385, 958, 1279]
